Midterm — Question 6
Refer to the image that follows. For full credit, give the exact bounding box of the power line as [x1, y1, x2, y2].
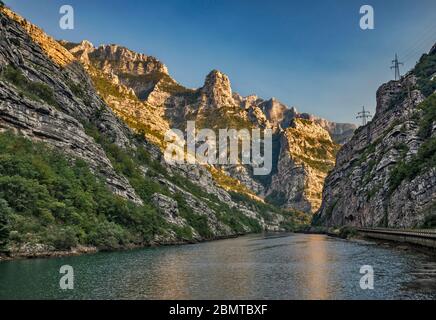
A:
[402, 33, 436, 63]
[356, 106, 372, 126]
[400, 31, 436, 60]
[393, 21, 436, 68]
[397, 20, 436, 59]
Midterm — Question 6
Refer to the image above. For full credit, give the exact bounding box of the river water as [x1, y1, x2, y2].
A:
[0, 233, 435, 300]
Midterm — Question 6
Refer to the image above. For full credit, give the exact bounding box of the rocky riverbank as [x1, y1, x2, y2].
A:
[0, 232, 251, 261]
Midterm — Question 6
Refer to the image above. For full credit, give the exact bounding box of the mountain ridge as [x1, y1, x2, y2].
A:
[63, 40, 356, 141]
[1, 5, 309, 258]
[61, 39, 356, 213]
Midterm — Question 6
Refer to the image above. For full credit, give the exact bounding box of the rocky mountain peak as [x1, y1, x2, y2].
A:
[60, 32, 356, 215]
[63, 39, 95, 64]
[203, 70, 231, 91]
[90, 44, 169, 76]
[200, 70, 235, 108]
[79, 39, 94, 50]
[64, 41, 173, 101]
[261, 98, 297, 128]
[64, 41, 169, 77]
[239, 94, 263, 109]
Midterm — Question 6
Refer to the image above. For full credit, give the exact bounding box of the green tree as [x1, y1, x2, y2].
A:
[0, 199, 12, 250]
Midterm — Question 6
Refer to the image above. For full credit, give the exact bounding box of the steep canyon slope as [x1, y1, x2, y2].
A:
[316, 44, 436, 228]
[0, 6, 308, 257]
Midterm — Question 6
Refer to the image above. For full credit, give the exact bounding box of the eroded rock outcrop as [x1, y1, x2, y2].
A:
[267, 118, 339, 212]
[199, 70, 236, 109]
[1, 6, 295, 245]
[316, 45, 436, 228]
[0, 7, 142, 204]
[63, 39, 352, 213]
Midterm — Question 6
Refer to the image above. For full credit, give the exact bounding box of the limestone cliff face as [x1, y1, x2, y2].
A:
[2, 8, 75, 68]
[63, 40, 351, 214]
[1, 6, 292, 242]
[316, 45, 436, 228]
[64, 40, 171, 147]
[267, 119, 339, 212]
[199, 70, 236, 109]
[90, 44, 168, 76]
[63, 40, 171, 100]
[300, 115, 357, 145]
[253, 98, 357, 144]
[0, 7, 142, 204]
[259, 98, 298, 129]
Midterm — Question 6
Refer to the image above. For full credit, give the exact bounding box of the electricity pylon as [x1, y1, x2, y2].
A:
[391, 54, 404, 81]
[356, 106, 372, 126]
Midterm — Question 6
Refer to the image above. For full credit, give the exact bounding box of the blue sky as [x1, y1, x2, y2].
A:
[4, 0, 436, 124]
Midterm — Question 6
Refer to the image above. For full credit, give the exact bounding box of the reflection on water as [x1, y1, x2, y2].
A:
[295, 234, 331, 300]
[0, 233, 435, 300]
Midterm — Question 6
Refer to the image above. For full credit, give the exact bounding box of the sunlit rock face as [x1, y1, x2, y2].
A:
[2, 4, 434, 241]
[267, 118, 339, 213]
[0, 6, 142, 204]
[316, 44, 436, 228]
[199, 70, 236, 109]
[54, 9, 362, 215]
[1, 6, 292, 238]
[63, 39, 354, 213]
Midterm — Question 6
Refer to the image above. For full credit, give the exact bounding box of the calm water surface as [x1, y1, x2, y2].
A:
[0, 233, 435, 299]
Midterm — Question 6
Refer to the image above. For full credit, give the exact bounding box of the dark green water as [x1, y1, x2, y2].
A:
[0, 233, 435, 300]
